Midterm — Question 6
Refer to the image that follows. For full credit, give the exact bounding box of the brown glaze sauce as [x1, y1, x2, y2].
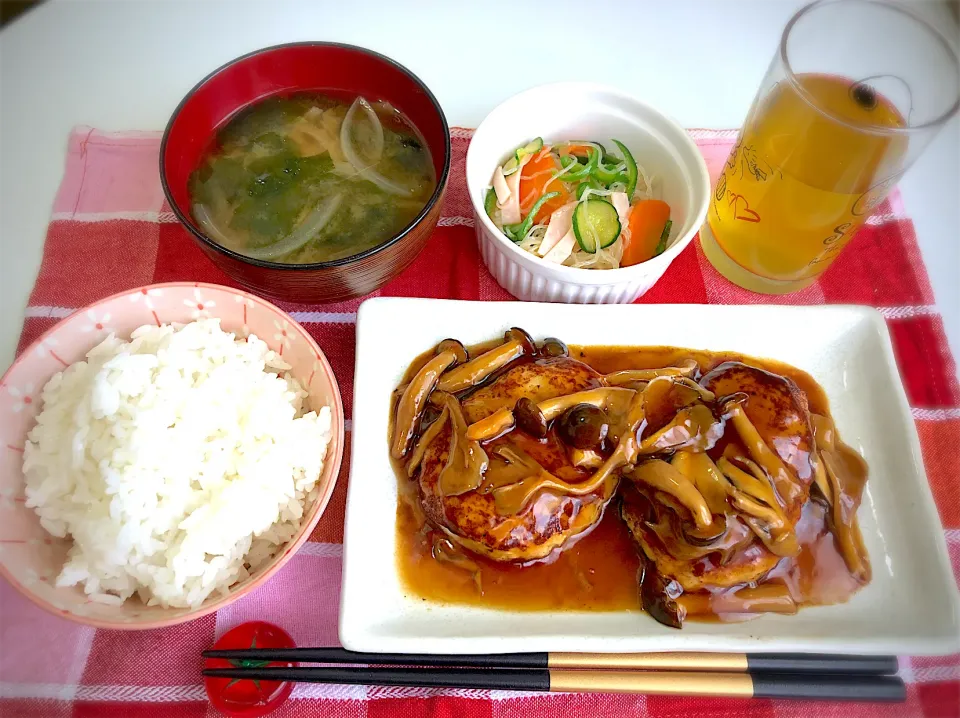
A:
[396, 487, 641, 610]
[392, 344, 866, 621]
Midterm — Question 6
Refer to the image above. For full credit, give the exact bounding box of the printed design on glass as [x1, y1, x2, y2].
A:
[852, 173, 902, 217]
[728, 193, 761, 223]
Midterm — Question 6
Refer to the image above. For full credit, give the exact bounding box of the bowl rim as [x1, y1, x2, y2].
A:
[0, 281, 346, 630]
[466, 81, 711, 281]
[159, 41, 452, 272]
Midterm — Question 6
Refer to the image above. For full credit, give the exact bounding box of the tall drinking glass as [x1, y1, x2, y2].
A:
[700, 0, 960, 294]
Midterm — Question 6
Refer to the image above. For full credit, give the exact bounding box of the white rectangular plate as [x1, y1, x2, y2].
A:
[340, 299, 960, 655]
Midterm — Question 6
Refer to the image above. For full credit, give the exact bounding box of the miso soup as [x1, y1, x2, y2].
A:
[188, 92, 436, 264]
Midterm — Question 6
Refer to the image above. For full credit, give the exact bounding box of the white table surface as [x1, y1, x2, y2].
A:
[1, 0, 958, 372]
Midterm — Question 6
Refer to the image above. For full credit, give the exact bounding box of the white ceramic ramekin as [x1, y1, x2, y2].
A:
[466, 83, 710, 303]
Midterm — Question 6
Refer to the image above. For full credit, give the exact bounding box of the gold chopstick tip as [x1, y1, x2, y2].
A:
[548, 669, 755, 697]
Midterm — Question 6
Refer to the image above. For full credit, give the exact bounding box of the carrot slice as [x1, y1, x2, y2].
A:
[518, 152, 571, 224]
[621, 200, 671, 267]
[560, 143, 594, 158]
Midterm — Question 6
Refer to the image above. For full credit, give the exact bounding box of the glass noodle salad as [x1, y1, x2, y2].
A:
[484, 138, 672, 269]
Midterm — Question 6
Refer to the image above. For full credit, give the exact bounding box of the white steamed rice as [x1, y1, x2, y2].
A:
[22, 318, 331, 609]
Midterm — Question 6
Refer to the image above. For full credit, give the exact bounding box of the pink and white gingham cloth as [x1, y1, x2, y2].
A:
[1, 126, 958, 718]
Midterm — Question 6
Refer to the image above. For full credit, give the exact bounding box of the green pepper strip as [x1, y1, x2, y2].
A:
[576, 178, 603, 200]
[504, 191, 560, 243]
[611, 139, 638, 197]
[592, 161, 627, 186]
[559, 149, 599, 182]
[654, 219, 673, 256]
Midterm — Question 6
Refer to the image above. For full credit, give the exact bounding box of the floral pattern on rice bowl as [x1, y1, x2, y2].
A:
[0, 282, 344, 629]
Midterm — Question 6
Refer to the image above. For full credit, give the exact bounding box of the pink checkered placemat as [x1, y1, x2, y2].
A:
[1, 126, 958, 717]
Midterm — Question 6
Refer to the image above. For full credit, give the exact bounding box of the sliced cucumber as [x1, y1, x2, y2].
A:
[573, 199, 621, 253]
[503, 137, 543, 177]
[611, 139, 638, 197]
[515, 137, 544, 161]
[502, 137, 545, 176]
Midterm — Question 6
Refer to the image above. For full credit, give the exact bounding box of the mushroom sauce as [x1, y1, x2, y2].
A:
[390, 335, 870, 626]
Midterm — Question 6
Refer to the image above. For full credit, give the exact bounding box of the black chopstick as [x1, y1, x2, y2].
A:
[201, 647, 899, 676]
[201, 665, 906, 702]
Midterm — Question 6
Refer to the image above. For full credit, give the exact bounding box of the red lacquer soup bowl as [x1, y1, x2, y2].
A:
[160, 42, 451, 304]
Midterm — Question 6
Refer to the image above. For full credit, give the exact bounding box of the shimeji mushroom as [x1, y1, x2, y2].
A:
[637, 403, 723, 455]
[717, 450, 782, 514]
[487, 442, 623, 517]
[514, 397, 548, 438]
[671, 377, 716, 403]
[677, 583, 797, 619]
[667, 448, 799, 556]
[482, 444, 546, 492]
[639, 555, 686, 629]
[466, 387, 636, 442]
[640, 376, 714, 435]
[391, 339, 468, 459]
[716, 444, 800, 557]
[640, 498, 730, 560]
[626, 460, 714, 530]
[820, 450, 871, 581]
[810, 450, 833, 506]
[670, 452, 730, 516]
[405, 406, 449, 477]
[812, 413, 871, 582]
[431, 534, 483, 593]
[681, 513, 729, 545]
[486, 445, 584, 515]
[556, 404, 610, 450]
[731, 492, 800, 557]
[622, 492, 793, 629]
[432, 391, 489, 497]
[488, 388, 648, 514]
[468, 376, 724, 515]
[538, 387, 636, 423]
[631, 375, 721, 455]
[603, 358, 699, 386]
[538, 337, 569, 358]
[718, 393, 807, 509]
[436, 328, 536, 393]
